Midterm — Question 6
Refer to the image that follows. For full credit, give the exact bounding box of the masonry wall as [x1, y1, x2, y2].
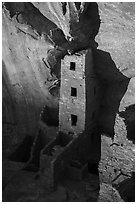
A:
[59, 49, 100, 135]
[47, 48, 102, 186]
[51, 127, 100, 186]
[59, 53, 86, 134]
[40, 124, 101, 188]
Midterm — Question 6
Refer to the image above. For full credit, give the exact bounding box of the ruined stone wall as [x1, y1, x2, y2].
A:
[41, 125, 100, 187]
[54, 126, 101, 185]
[59, 53, 86, 134]
[59, 49, 101, 135]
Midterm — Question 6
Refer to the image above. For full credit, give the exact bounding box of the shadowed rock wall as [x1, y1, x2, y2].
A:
[2, 2, 135, 201]
[2, 2, 134, 171]
[2, 2, 100, 157]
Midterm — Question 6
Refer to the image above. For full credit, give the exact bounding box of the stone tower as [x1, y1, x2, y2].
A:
[59, 49, 99, 136]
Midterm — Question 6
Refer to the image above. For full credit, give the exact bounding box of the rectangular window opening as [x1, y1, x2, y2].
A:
[71, 114, 77, 126]
[71, 87, 77, 97]
[70, 62, 76, 71]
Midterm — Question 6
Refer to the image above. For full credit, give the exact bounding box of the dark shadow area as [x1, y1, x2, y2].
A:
[9, 135, 33, 162]
[48, 79, 60, 98]
[2, 61, 20, 160]
[69, 2, 100, 45]
[23, 129, 72, 172]
[42, 132, 73, 156]
[92, 48, 130, 138]
[119, 104, 135, 144]
[92, 49, 130, 82]
[79, 2, 100, 39]
[23, 129, 51, 172]
[114, 172, 135, 202]
[88, 162, 99, 176]
[61, 2, 67, 15]
[41, 105, 59, 127]
[2, 61, 17, 124]
[88, 126, 101, 167]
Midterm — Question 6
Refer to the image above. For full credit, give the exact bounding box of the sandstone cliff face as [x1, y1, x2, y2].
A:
[2, 1, 134, 173]
[2, 8, 54, 156]
[2, 2, 135, 201]
[95, 3, 135, 200]
[2, 2, 100, 157]
[95, 2, 135, 137]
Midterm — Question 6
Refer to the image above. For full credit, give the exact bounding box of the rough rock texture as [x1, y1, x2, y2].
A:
[2, 9, 54, 157]
[95, 2, 135, 136]
[3, 169, 123, 202]
[2, 2, 100, 158]
[95, 3, 135, 201]
[3, 1, 134, 152]
[96, 2, 135, 78]
[2, 2, 135, 202]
